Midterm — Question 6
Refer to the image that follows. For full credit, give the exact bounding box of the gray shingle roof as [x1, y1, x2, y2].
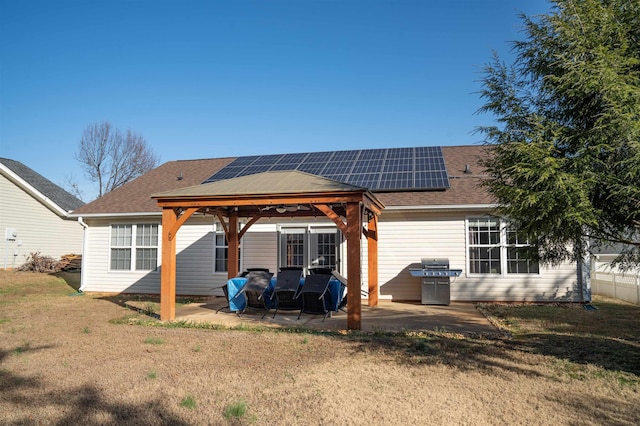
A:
[72, 145, 494, 216]
[0, 158, 85, 212]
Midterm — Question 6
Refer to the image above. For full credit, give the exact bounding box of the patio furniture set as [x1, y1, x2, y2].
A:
[217, 268, 346, 321]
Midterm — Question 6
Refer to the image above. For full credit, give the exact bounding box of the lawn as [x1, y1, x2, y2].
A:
[1, 270, 638, 425]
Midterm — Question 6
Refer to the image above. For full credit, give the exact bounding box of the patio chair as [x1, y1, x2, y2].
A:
[214, 283, 230, 313]
[297, 273, 333, 321]
[239, 271, 274, 318]
[330, 270, 369, 313]
[308, 267, 333, 275]
[270, 268, 304, 318]
[239, 267, 271, 277]
[331, 270, 348, 313]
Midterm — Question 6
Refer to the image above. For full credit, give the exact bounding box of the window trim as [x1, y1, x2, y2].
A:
[109, 223, 159, 273]
[465, 216, 540, 277]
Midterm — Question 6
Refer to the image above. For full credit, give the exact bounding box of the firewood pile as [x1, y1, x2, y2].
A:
[17, 252, 61, 273]
[59, 254, 82, 272]
[16, 252, 82, 273]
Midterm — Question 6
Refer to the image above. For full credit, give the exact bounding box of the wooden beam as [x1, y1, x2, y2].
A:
[227, 211, 239, 279]
[216, 213, 229, 239]
[156, 193, 367, 208]
[168, 207, 198, 241]
[238, 214, 261, 240]
[313, 204, 347, 235]
[346, 202, 362, 330]
[160, 208, 177, 321]
[367, 214, 379, 307]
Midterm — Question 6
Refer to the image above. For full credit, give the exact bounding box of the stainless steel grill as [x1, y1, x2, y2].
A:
[409, 258, 462, 305]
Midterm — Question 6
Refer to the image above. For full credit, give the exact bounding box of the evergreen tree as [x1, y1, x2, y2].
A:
[477, 0, 640, 269]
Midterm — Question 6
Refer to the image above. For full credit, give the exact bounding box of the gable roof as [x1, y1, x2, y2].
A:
[0, 158, 85, 214]
[71, 145, 493, 217]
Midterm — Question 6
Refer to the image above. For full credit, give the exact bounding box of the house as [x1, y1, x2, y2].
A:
[0, 158, 85, 269]
[70, 145, 585, 315]
[70, 145, 586, 303]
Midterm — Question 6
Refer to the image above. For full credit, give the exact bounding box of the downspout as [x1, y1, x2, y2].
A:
[77, 217, 88, 291]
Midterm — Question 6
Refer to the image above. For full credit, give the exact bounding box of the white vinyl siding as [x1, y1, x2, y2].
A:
[241, 223, 278, 273]
[81, 217, 224, 295]
[377, 210, 578, 302]
[1, 173, 83, 267]
[80, 210, 580, 302]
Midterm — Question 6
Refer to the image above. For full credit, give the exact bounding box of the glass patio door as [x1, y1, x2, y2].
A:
[279, 226, 340, 273]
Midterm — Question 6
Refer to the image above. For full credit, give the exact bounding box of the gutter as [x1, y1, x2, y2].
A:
[77, 217, 88, 291]
[68, 212, 161, 218]
[382, 204, 496, 212]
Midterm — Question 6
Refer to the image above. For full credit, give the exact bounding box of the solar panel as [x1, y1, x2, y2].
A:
[203, 146, 450, 190]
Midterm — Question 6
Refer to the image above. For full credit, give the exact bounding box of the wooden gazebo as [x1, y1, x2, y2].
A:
[152, 170, 385, 330]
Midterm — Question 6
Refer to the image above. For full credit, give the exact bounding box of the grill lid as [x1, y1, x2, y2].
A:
[421, 258, 449, 269]
[409, 258, 462, 277]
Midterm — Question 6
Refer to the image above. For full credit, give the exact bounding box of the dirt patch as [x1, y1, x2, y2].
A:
[1, 271, 639, 425]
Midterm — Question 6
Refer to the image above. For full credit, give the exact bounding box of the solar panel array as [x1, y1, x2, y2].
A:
[203, 146, 450, 191]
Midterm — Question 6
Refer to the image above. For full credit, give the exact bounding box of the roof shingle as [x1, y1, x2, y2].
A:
[0, 158, 85, 212]
[72, 146, 493, 215]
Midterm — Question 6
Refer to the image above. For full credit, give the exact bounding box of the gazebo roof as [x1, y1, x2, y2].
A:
[152, 170, 369, 198]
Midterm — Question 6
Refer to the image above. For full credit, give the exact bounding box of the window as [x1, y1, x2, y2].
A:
[214, 231, 228, 272]
[310, 228, 338, 270]
[279, 227, 307, 269]
[110, 224, 158, 271]
[212, 222, 242, 273]
[279, 226, 339, 272]
[468, 217, 501, 274]
[467, 217, 538, 275]
[506, 229, 540, 274]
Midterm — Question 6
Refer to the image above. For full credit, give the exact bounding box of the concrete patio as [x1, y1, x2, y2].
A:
[174, 296, 502, 336]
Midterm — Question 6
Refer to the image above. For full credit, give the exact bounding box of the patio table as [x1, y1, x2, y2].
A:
[227, 276, 343, 313]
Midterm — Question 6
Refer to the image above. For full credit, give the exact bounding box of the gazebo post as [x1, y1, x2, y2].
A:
[346, 202, 362, 330]
[227, 211, 239, 279]
[160, 208, 177, 321]
[367, 214, 378, 307]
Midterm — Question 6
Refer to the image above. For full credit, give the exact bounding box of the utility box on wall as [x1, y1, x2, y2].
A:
[4, 228, 18, 270]
[5, 228, 17, 241]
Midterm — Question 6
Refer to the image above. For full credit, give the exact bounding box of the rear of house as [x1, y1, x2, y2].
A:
[71, 146, 584, 303]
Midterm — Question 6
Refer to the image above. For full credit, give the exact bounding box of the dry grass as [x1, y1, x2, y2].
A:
[1, 270, 639, 425]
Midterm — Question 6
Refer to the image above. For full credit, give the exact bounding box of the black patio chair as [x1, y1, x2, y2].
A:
[239, 271, 274, 318]
[308, 267, 333, 275]
[239, 267, 271, 277]
[270, 268, 304, 318]
[297, 273, 333, 321]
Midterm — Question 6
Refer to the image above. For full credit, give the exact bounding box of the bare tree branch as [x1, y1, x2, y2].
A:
[75, 121, 159, 199]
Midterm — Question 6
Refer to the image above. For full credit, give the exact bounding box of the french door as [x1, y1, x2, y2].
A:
[279, 226, 340, 273]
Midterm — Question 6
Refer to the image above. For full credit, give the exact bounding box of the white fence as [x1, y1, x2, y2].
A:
[592, 270, 640, 305]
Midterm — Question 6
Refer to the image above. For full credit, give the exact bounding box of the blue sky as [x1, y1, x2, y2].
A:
[0, 0, 550, 201]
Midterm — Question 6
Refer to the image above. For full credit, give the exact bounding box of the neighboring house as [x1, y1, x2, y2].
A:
[70, 146, 586, 303]
[0, 158, 85, 269]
